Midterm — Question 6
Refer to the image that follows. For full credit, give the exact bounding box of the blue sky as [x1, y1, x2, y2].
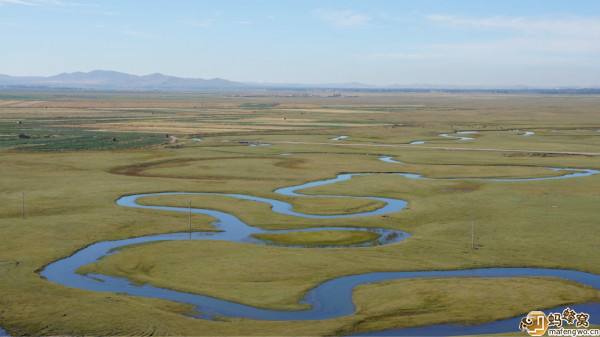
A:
[1, 0, 599, 86]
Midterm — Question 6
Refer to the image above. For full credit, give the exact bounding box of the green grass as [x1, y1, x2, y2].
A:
[251, 230, 381, 247]
[339, 277, 599, 336]
[0, 124, 167, 150]
[0, 91, 599, 336]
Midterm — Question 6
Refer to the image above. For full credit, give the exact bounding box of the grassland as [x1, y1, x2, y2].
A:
[251, 230, 382, 247]
[0, 90, 599, 336]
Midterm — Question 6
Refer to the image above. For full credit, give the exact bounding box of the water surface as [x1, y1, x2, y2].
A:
[40, 166, 600, 335]
[409, 131, 477, 144]
[378, 157, 404, 164]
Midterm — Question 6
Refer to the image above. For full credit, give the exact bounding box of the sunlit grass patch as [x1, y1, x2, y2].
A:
[252, 230, 381, 247]
[337, 277, 600, 335]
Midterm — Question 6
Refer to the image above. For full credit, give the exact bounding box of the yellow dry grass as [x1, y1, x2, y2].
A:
[1, 91, 600, 336]
[70, 122, 303, 134]
[0, 101, 49, 107]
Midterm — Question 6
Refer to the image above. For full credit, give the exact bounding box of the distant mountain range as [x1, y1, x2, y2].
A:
[0, 70, 598, 91]
[0, 70, 249, 90]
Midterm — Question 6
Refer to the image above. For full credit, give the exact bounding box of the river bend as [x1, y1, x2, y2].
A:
[40, 165, 600, 335]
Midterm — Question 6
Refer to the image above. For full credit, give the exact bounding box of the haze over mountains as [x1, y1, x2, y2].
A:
[0, 70, 597, 91]
[0, 70, 399, 90]
[0, 70, 247, 90]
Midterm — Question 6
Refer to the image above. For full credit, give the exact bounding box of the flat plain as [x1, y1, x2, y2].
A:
[0, 90, 599, 336]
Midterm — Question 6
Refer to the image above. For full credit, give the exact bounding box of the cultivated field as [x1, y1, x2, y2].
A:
[0, 90, 599, 336]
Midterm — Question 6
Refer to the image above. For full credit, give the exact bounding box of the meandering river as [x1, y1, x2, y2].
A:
[39, 164, 600, 335]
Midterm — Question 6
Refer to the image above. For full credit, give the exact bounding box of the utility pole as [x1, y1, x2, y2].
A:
[188, 201, 192, 240]
[471, 216, 475, 249]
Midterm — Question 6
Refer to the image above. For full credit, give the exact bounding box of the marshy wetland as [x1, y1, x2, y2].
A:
[1, 91, 599, 336]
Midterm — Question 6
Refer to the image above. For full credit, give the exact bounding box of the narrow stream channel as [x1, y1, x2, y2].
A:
[39, 165, 600, 336]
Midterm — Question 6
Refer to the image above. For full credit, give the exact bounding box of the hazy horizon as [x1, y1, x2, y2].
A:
[1, 0, 599, 87]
